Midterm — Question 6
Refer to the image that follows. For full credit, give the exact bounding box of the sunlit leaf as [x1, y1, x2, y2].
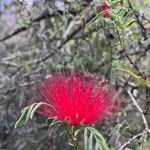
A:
[15, 102, 47, 128]
[84, 127, 109, 150]
[118, 68, 150, 87]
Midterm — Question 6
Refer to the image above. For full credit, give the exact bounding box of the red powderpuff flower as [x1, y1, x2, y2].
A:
[36, 72, 120, 126]
[97, 1, 111, 18]
[97, 1, 124, 18]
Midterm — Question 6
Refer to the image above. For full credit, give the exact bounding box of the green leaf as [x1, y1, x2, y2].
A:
[74, 129, 81, 137]
[48, 120, 62, 129]
[84, 127, 110, 150]
[112, 0, 123, 5]
[60, 131, 67, 137]
[84, 128, 88, 150]
[118, 68, 150, 87]
[126, 20, 137, 27]
[15, 106, 29, 128]
[25, 103, 36, 124]
[30, 102, 46, 119]
[89, 132, 93, 150]
[15, 102, 47, 128]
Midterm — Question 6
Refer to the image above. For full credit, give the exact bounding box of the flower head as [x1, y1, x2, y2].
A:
[97, 1, 111, 18]
[97, 0, 124, 18]
[36, 72, 120, 126]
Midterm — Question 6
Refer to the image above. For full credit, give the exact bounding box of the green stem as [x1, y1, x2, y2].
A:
[63, 123, 80, 150]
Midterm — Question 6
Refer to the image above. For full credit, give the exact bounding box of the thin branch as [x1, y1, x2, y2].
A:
[0, 1, 96, 95]
[124, 52, 143, 77]
[10, 3, 96, 79]
[118, 132, 145, 150]
[128, 0, 147, 40]
[0, 9, 78, 42]
[127, 90, 150, 134]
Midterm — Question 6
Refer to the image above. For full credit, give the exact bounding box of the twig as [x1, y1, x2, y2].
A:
[10, 3, 95, 79]
[127, 90, 150, 134]
[128, 0, 147, 40]
[124, 53, 143, 77]
[0, 1, 96, 95]
[0, 9, 78, 42]
[118, 132, 145, 150]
